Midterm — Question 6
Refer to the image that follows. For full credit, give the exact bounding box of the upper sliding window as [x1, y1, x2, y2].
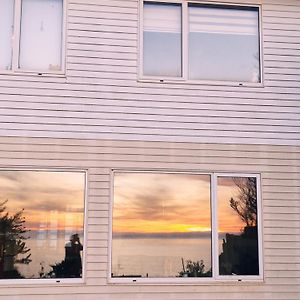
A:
[141, 1, 261, 83]
[0, 0, 64, 74]
[111, 172, 262, 282]
[0, 170, 85, 281]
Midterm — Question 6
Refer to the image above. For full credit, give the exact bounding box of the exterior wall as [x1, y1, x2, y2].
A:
[0, 136, 299, 299]
[0, 0, 299, 299]
[0, 0, 299, 146]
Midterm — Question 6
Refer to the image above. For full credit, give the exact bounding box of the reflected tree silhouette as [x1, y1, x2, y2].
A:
[0, 200, 31, 279]
[230, 177, 257, 227]
[179, 259, 211, 277]
[219, 177, 259, 276]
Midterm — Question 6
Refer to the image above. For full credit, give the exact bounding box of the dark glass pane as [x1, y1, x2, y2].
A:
[218, 177, 259, 276]
[112, 173, 211, 278]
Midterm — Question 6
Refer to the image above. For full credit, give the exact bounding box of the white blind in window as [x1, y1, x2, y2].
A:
[144, 2, 181, 33]
[189, 6, 258, 35]
[0, 0, 14, 70]
[19, 0, 63, 71]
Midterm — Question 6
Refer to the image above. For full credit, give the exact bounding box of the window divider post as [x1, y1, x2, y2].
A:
[211, 173, 219, 279]
[12, 0, 22, 71]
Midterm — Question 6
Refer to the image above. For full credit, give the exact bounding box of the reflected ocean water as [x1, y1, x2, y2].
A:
[112, 238, 212, 278]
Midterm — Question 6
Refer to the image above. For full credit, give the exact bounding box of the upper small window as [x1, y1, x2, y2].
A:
[0, 0, 64, 73]
[143, 2, 182, 77]
[141, 1, 261, 83]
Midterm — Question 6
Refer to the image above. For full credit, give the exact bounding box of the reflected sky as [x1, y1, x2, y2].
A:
[113, 172, 245, 235]
[0, 170, 85, 231]
[114, 173, 211, 235]
[217, 177, 250, 234]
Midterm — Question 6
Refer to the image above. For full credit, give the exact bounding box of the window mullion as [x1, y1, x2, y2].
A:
[211, 173, 219, 279]
[12, 0, 22, 71]
[181, 1, 188, 80]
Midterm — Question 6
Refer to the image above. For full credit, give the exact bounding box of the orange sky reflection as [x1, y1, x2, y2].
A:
[113, 173, 245, 236]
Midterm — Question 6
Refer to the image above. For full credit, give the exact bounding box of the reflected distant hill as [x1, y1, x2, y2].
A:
[113, 231, 228, 239]
[26, 229, 84, 239]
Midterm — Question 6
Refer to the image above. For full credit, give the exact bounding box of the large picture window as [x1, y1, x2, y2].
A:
[0, 170, 85, 280]
[141, 1, 261, 83]
[0, 0, 64, 73]
[111, 172, 262, 282]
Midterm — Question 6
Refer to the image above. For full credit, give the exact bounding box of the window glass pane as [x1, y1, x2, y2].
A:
[217, 177, 259, 276]
[19, 0, 63, 71]
[0, 170, 85, 279]
[143, 2, 182, 77]
[112, 173, 211, 278]
[0, 0, 14, 70]
[189, 5, 260, 82]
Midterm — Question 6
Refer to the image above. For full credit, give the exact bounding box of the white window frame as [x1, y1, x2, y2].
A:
[138, 0, 263, 86]
[109, 170, 263, 284]
[1, 0, 66, 76]
[0, 167, 88, 285]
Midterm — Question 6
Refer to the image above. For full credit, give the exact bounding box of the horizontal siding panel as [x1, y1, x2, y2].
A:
[68, 29, 137, 41]
[1, 90, 300, 106]
[0, 76, 299, 97]
[68, 3, 137, 15]
[67, 35, 137, 47]
[0, 123, 298, 142]
[67, 49, 137, 60]
[68, 22, 137, 34]
[68, 13, 137, 24]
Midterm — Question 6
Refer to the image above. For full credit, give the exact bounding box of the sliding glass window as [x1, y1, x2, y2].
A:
[111, 172, 261, 282]
[141, 1, 261, 83]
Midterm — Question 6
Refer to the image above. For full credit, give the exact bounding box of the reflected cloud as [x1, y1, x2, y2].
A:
[113, 172, 211, 234]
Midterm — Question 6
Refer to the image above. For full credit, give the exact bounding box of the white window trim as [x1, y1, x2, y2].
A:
[0, 167, 88, 285]
[1, 0, 67, 77]
[108, 169, 263, 284]
[138, 0, 264, 87]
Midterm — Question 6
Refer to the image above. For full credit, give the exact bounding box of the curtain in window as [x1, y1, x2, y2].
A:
[189, 5, 260, 82]
[143, 2, 182, 77]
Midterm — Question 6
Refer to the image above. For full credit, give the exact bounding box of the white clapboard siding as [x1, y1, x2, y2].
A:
[0, 137, 299, 299]
[0, 0, 299, 145]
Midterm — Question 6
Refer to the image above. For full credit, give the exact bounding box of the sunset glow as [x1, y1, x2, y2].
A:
[113, 172, 245, 235]
[0, 170, 85, 232]
[113, 172, 211, 235]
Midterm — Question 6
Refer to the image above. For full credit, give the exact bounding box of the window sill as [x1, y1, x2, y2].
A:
[138, 77, 264, 88]
[0, 69, 66, 78]
[0, 278, 84, 286]
[108, 276, 264, 285]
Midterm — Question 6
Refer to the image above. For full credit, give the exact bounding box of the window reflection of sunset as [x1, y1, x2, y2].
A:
[24, 211, 84, 231]
[0, 171, 85, 233]
[218, 177, 245, 234]
[113, 173, 211, 235]
[114, 173, 246, 235]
